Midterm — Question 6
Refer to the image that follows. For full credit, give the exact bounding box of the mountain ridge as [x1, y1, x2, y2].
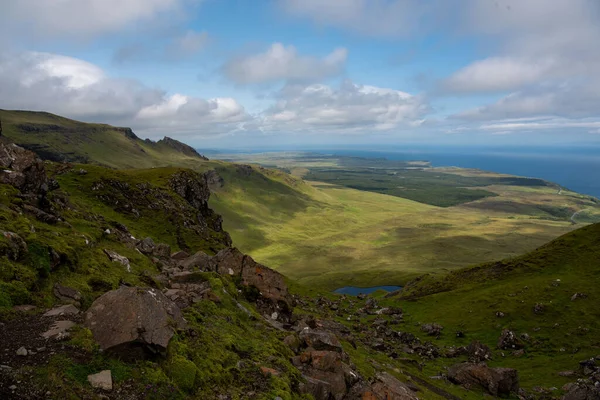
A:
[0, 109, 208, 168]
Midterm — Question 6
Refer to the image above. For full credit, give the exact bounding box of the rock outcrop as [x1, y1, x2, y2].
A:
[448, 362, 519, 396]
[0, 142, 48, 195]
[171, 247, 293, 320]
[84, 287, 186, 358]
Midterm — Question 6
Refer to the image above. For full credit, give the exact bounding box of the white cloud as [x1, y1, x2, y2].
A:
[279, 0, 447, 37]
[260, 80, 430, 133]
[165, 30, 210, 59]
[0, 52, 251, 137]
[442, 57, 557, 93]
[0, 0, 195, 39]
[114, 30, 210, 63]
[222, 43, 347, 84]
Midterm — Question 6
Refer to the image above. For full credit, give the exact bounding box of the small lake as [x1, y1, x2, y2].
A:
[334, 286, 402, 296]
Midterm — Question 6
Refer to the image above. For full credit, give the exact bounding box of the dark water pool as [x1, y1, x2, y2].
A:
[333, 286, 402, 296]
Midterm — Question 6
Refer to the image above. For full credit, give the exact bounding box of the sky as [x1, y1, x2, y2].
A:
[1, 0, 600, 149]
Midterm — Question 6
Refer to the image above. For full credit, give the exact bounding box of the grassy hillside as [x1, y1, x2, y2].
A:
[0, 110, 206, 169]
[391, 223, 600, 390]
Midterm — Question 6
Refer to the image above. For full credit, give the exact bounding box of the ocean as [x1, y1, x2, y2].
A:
[327, 146, 600, 199]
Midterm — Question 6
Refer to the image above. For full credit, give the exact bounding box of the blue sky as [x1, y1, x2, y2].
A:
[1, 0, 600, 149]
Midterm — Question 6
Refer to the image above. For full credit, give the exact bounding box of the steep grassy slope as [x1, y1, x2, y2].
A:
[390, 223, 600, 390]
[0, 110, 206, 169]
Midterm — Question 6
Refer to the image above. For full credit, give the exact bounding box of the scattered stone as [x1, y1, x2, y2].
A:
[41, 320, 76, 340]
[558, 371, 577, 377]
[496, 311, 505, 318]
[421, 323, 443, 336]
[85, 287, 186, 358]
[533, 303, 546, 314]
[467, 340, 492, 362]
[571, 293, 588, 301]
[16, 347, 28, 356]
[43, 304, 80, 317]
[9, 385, 17, 391]
[13, 305, 36, 312]
[87, 370, 113, 391]
[497, 329, 523, 350]
[448, 362, 519, 396]
[103, 249, 131, 272]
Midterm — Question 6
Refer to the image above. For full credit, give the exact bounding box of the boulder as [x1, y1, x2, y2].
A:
[0, 143, 48, 194]
[299, 330, 343, 353]
[178, 251, 214, 271]
[448, 362, 519, 396]
[240, 255, 290, 305]
[84, 287, 186, 358]
[297, 350, 358, 400]
[421, 323, 443, 336]
[364, 372, 419, 400]
[299, 375, 332, 400]
[562, 382, 600, 400]
[214, 247, 245, 276]
[53, 283, 82, 305]
[136, 237, 155, 255]
[88, 370, 113, 391]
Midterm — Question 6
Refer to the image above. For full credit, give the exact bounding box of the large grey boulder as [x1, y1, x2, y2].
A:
[448, 362, 519, 396]
[84, 287, 186, 358]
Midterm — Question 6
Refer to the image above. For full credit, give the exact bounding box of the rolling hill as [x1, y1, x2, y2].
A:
[0, 109, 207, 169]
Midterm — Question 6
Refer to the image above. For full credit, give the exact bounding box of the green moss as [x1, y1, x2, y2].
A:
[167, 355, 198, 392]
[0, 280, 31, 306]
[69, 327, 98, 353]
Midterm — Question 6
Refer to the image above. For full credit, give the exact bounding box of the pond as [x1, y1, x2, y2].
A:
[333, 286, 402, 296]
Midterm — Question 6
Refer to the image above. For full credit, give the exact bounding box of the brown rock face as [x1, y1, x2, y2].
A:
[84, 287, 186, 358]
[175, 247, 293, 318]
[448, 362, 519, 396]
[0, 143, 48, 194]
[241, 256, 290, 304]
[364, 372, 419, 400]
[214, 247, 245, 276]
